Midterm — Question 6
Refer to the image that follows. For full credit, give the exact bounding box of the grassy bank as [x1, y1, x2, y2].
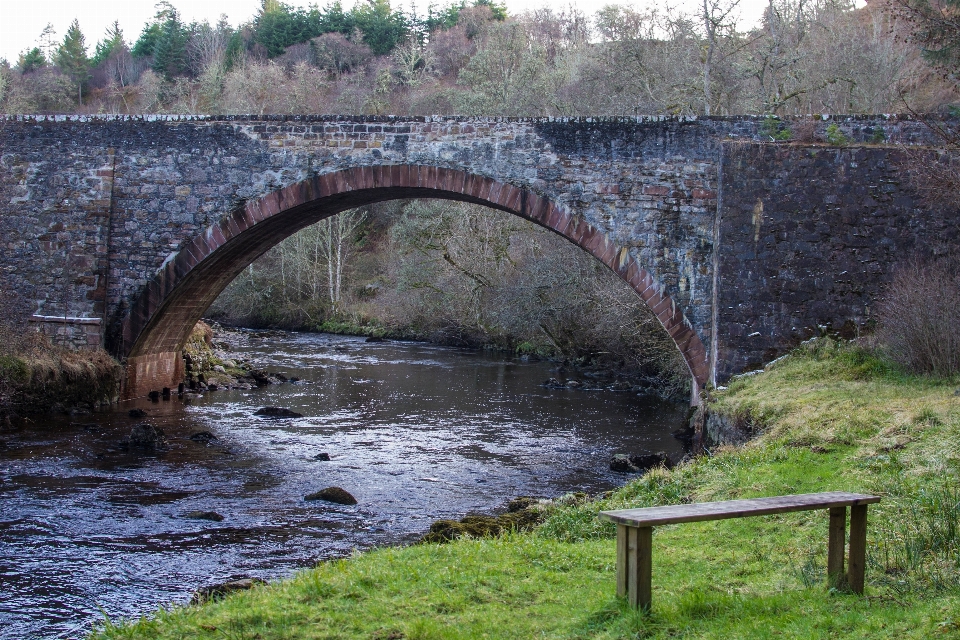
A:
[89, 339, 960, 639]
[0, 333, 122, 416]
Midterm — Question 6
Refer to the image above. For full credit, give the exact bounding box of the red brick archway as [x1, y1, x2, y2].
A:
[121, 165, 709, 401]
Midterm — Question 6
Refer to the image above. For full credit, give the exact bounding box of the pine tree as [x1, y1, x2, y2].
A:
[54, 19, 90, 103]
[93, 21, 125, 67]
[152, 9, 188, 79]
[17, 47, 46, 73]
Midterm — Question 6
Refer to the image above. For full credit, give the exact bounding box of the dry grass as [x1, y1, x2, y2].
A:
[0, 325, 122, 415]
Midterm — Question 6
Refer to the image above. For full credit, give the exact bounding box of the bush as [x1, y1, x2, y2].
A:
[877, 257, 960, 377]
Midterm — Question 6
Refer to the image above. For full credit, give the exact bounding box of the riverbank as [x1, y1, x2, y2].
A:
[88, 338, 960, 639]
[0, 332, 122, 418]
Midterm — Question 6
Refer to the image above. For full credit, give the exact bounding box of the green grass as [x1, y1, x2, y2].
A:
[89, 339, 960, 639]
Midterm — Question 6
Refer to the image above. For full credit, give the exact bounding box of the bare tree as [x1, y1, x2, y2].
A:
[700, 0, 743, 115]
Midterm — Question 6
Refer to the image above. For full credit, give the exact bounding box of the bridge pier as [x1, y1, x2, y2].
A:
[124, 352, 184, 400]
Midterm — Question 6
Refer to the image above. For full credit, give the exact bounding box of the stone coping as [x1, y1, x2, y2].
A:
[1, 113, 950, 124]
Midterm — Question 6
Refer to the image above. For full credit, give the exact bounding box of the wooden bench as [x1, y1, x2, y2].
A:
[599, 491, 880, 610]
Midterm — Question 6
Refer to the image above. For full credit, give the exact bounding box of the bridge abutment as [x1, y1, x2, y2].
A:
[124, 352, 184, 399]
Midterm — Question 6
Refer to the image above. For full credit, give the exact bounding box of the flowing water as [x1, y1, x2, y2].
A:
[0, 331, 688, 639]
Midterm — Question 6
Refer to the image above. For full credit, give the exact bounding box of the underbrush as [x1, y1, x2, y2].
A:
[89, 339, 960, 639]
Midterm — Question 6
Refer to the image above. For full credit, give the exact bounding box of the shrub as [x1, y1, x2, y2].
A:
[825, 123, 848, 145]
[877, 257, 960, 377]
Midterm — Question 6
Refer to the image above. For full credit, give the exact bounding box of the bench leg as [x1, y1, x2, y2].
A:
[616, 525, 628, 597]
[827, 507, 846, 588]
[620, 526, 653, 611]
[847, 504, 868, 594]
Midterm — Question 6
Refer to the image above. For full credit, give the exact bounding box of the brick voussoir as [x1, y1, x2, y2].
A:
[209, 224, 228, 248]
[230, 207, 252, 234]
[259, 191, 282, 219]
[223, 215, 243, 241]
[544, 203, 563, 230]
[598, 238, 618, 266]
[485, 181, 504, 207]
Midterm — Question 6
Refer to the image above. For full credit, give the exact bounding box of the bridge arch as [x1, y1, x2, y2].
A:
[120, 165, 709, 401]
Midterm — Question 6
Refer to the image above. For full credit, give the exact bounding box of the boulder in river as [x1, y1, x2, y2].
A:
[314, 452, 331, 461]
[305, 487, 357, 505]
[610, 453, 639, 473]
[182, 510, 224, 522]
[129, 423, 166, 449]
[191, 577, 265, 605]
[610, 451, 673, 473]
[189, 431, 218, 443]
[128, 409, 147, 418]
[542, 378, 565, 389]
[254, 407, 304, 418]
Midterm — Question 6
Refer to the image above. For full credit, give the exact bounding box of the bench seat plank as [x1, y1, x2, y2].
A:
[599, 491, 880, 527]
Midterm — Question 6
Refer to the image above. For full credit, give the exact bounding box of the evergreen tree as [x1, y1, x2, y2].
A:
[93, 21, 125, 67]
[152, 8, 189, 79]
[17, 47, 46, 73]
[132, 22, 164, 58]
[54, 19, 90, 102]
[318, 2, 355, 35]
[352, 0, 408, 55]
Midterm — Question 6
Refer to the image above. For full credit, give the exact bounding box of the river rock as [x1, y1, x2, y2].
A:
[191, 577, 265, 605]
[182, 510, 224, 522]
[365, 336, 384, 343]
[610, 451, 673, 473]
[305, 487, 357, 505]
[566, 380, 583, 388]
[254, 407, 304, 418]
[314, 452, 331, 461]
[129, 423, 165, 449]
[610, 454, 640, 473]
[629, 451, 674, 471]
[671, 425, 696, 445]
[128, 409, 147, 418]
[189, 431, 218, 443]
[249, 370, 272, 386]
[542, 378, 564, 388]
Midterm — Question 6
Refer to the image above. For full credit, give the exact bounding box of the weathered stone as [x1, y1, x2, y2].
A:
[191, 578, 265, 604]
[305, 487, 357, 505]
[182, 510, 224, 521]
[254, 407, 303, 418]
[610, 454, 639, 473]
[129, 423, 165, 449]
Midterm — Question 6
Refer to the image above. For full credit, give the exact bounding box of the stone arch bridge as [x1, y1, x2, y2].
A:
[1, 114, 955, 403]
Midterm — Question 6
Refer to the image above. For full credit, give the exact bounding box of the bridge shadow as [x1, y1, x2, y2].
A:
[118, 166, 708, 402]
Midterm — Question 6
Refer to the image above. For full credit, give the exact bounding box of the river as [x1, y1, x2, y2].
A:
[0, 331, 688, 639]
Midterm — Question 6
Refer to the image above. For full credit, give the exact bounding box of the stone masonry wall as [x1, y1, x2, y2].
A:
[714, 142, 960, 381]
[0, 113, 953, 384]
